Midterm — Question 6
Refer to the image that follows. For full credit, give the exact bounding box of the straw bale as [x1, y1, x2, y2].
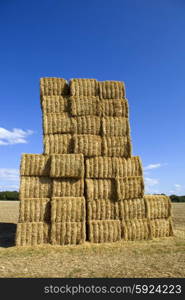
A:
[40, 77, 69, 96]
[52, 178, 84, 197]
[144, 195, 172, 219]
[74, 116, 101, 135]
[70, 78, 98, 97]
[121, 219, 151, 241]
[116, 176, 144, 200]
[150, 218, 173, 238]
[16, 222, 50, 246]
[88, 220, 121, 243]
[102, 117, 130, 137]
[102, 136, 132, 157]
[43, 113, 75, 134]
[85, 156, 142, 178]
[18, 198, 51, 223]
[51, 197, 85, 222]
[50, 154, 84, 178]
[85, 179, 116, 201]
[51, 222, 86, 245]
[99, 81, 125, 99]
[41, 96, 69, 113]
[73, 135, 102, 157]
[101, 98, 129, 117]
[117, 198, 146, 220]
[87, 199, 116, 221]
[19, 176, 51, 199]
[70, 96, 101, 116]
[43, 134, 73, 154]
[20, 154, 51, 177]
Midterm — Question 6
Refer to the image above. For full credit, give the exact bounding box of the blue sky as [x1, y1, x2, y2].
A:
[0, 0, 184, 195]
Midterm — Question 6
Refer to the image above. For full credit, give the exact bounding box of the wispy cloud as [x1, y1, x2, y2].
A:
[0, 185, 19, 191]
[0, 168, 19, 181]
[145, 177, 159, 186]
[144, 163, 161, 170]
[0, 127, 33, 145]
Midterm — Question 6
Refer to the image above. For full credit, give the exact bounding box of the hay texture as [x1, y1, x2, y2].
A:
[44, 134, 72, 154]
[51, 222, 86, 245]
[87, 200, 115, 221]
[41, 96, 69, 113]
[43, 113, 75, 134]
[74, 116, 101, 135]
[19, 176, 51, 199]
[70, 96, 100, 116]
[73, 135, 102, 157]
[102, 117, 130, 137]
[85, 179, 116, 201]
[85, 156, 143, 178]
[99, 81, 125, 99]
[51, 197, 85, 222]
[52, 178, 84, 197]
[16, 222, 50, 246]
[50, 154, 84, 178]
[101, 99, 129, 117]
[88, 220, 121, 243]
[70, 78, 98, 97]
[150, 218, 173, 238]
[144, 195, 171, 219]
[40, 77, 68, 96]
[18, 198, 50, 223]
[121, 219, 151, 241]
[116, 176, 144, 200]
[20, 154, 50, 176]
[102, 136, 132, 157]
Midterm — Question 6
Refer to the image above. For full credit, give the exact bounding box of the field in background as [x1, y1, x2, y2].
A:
[0, 201, 184, 278]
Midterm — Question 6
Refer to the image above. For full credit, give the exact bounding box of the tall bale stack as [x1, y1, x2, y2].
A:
[16, 77, 173, 246]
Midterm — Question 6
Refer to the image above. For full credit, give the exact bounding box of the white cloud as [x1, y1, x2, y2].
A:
[0, 127, 33, 145]
[174, 184, 181, 189]
[0, 168, 19, 181]
[144, 163, 161, 170]
[145, 177, 159, 186]
[0, 185, 19, 191]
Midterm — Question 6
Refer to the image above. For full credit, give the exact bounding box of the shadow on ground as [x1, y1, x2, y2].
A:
[0, 223, 17, 247]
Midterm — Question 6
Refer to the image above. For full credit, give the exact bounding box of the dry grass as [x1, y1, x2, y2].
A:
[0, 202, 184, 277]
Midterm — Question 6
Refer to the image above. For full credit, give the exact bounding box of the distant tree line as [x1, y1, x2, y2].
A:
[169, 195, 185, 202]
[0, 191, 19, 200]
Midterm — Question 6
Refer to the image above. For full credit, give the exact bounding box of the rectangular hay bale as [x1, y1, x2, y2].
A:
[40, 77, 69, 96]
[19, 176, 51, 199]
[51, 197, 85, 222]
[99, 81, 125, 99]
[102, 136, 132, 157]
[116, 198, 146, 220]
[18, 198, 51, 223]
[16, 222, 50, 246]
[51, 222, 86, 245]
[144, 195, 172, 219]
[20, 154, 51, 177]
[50, 154, 84, 178]
[116, 176, 144, 200]
[101, 98, 129, 117]
[85, 179, 116, 201]
[150, 218, 173, 238]
[52, 178, 84, 197]
[43, 134, 73, 154]
[41, 95, 69, 113]
[74, 116, 101, 135]
[70, 96, 101, 116]
[70, 78, 98, 97]
[88, 220, 121, 243]
[121, 219, 151, 241]
[102, 117, 130, 137]
[73, 135, 102, 157]
[87, 199, 116, 221]
[43, 113, 75, 134]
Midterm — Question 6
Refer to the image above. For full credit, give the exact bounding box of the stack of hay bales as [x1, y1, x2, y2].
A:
[16, 77, 173, 246]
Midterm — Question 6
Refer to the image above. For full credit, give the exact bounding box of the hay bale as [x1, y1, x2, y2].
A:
[70, 78, 98, 97]
[18, 198, 51, 223]
[102, 117, 130, 137]
[101, 98, 129, 117]
[16, 222, 50, 246]
[70, 96, 101, 116]
[116, 176, 144, 200]
[150, 218, 173, 238]
[99, 81, 125, 99]
[85, 156, 143, 178]
[73, 135, 102, 157]
[85, 179, 116, 200]
[87, 199, 116, 221]
[52, 178, 84, 197]
[88, 220, 121, 243]
[117, 198, 146, 220]
[50, 154, 84, 178]
[43, 113, 75, 134]
[43, 134, 73, 154]
[74, 116, 101, 135]
[40, 77, 69, 96]
[20, 176, 51, 199]
[51, 222, 86, 245]
[102, 136, 132, 157]
[121, 219, 151, 241]
[41, 96, 69, 113]
[145, 195, 172, 219]
[51, 197, 86, 222]
[20, 154, 51, 176]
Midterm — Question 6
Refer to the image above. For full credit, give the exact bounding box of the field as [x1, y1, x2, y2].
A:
[0, 201, 184, 278]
